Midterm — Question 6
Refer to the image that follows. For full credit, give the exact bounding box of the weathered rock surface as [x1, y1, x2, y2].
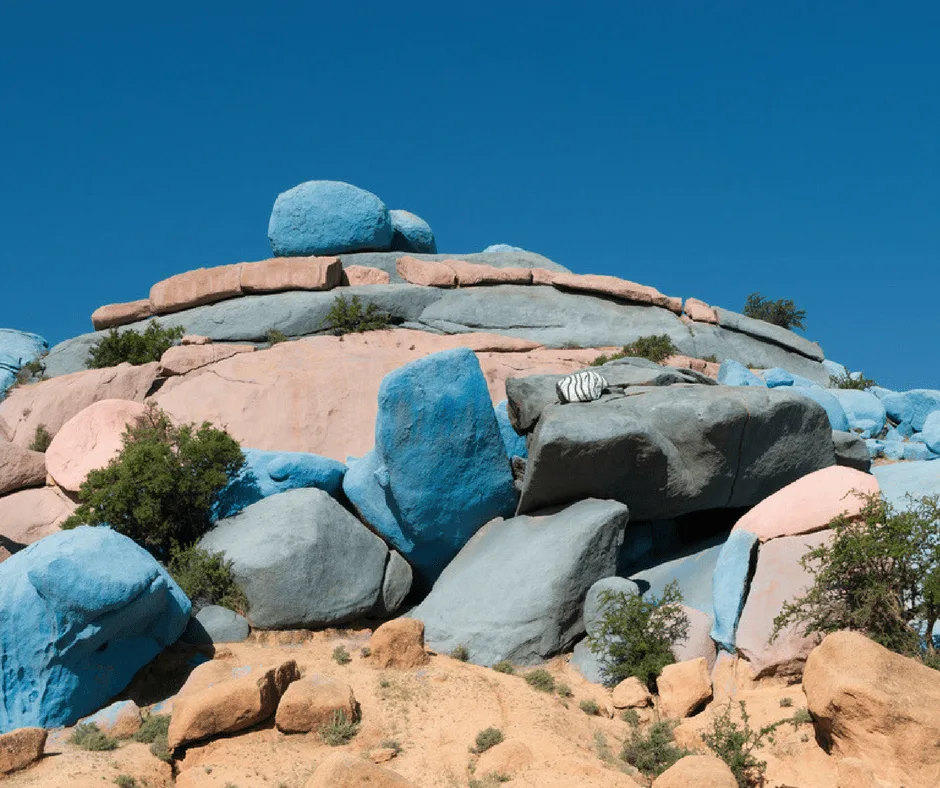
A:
[275, 674, 357, 733]
[873, 460, 940, 511]
[396, 255, 456, 287]
[675, 605, 717, 669]
[0, 487, 75, 562]
[157, 343, 254, 376]
[304, 752, 417, 788]
[832, 430, 872, 472]
[91, 299, 152, 329]
[411, 499, 628, 665]
[78, 699, 142, 738]
[367, 618, 430, 669]
[829, 389, 887, 438]
[150, 264, 244, 315]
[683, 298, 719, 324]
[656, 657, 712, 718]
[379, 551, 413, 615]
[714, 307, 824, 361]
[181, 605, 250, 645]
[803, 630, 940, 788]
[199, 489, 388, 629]
[239, 255, 341, 294]
[612, 677, 652, 709]
[342, 264, 391, 286]
[518, 386, 836, 520]
[389, 209, 437, 254]
[0, 440, 46, 496]
[652, 754, 737, 788]
[0, 526, 190, 732]
[0, 727, 46, 775]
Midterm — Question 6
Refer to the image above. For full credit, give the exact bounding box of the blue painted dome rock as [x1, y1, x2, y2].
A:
[389, 209, 437, 253]
[268, 180, 393, 257]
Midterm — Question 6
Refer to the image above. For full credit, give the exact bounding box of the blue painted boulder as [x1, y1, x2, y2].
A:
[389, 209, 437, 253]
[0, 527, 190, 732]
[495, 400, 527, 459]
[865, 439, 886, 458]
[482, 243, 526, 253]
[343, 348, 518, 583]
[873, 461, 940, 511]
[213, 448, 347, 520]
[268, 180, 392, 257]
[762, 368, 819, 389]
[885, 422, 914, 442]
[830, 389, 887, 438]
[922, 411, 940, 455]
[869, 386, 895, 401]
[882, 389, 940, 432]
[791, 386, 850, 432]
[717, 360, 765, 387]
[822, 359, 848, 380]
[711, 530, 759, 652]
[0, 329, 48, 396]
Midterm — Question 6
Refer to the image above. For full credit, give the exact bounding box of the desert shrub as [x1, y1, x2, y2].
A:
[620, 717, 689, 778]
[132, 713, 170, 744]
[319, 710, 359, 745]
[451, 644, 470, 662]
[360, 646, 371, 658]
[168, 546, 247, 612]
[524, 669, 555, 693]
[773, 493, 940, 661]
[14, 359, 44, 385]
[829, 370, 877, 390]
[556, 682, 573, 698]
[114, 777, 138, 788]
[379, 738, 403, 755]
[579, 699, 601, 716]
[742, 293, 806, 331]
[591, 334, 679, 366]
[332, 645, 352, 665]
[28, 423, 52, 453]
[620, 708, 640, 726]
[62, 406, 244, 562]
[326, 294, 390, 335]
[265, 329, 289, 345]
[778, 696, 793, 708]
[468, 775, 511, 788]
[701, 701, 784, 788]
[588, 579, 690, 690]
[701, 354, 719, 363]
[473, 727, 504, 753]
[68, 723, 118, 751]
[87, 320, 184, 369]
[491, 660, 514, 675]
[789, 708, 812, 726]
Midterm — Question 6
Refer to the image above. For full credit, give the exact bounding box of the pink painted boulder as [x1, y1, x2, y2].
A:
[530, 268, 557, 285]
[91, 299, 153, 330]
[673, 606, 717, 670]
[550, 272, 682, 313]
[150, 264, 244, 314]
[683, 298, 719, 324]
[395, 256, 457, 287]
[239, 256, 341, 293]
[443, 259, 533, 286]
[45, 399, 149, 492]
[733, 466, 879, 542]
[158, 344, 255, 377]
[735, 531, 830, 677]
[0, 487, 75, 562]
[0, 441, 46, 496]
[0, 363, 159, 448]
[181, 334, 212, 345]
[342, 265, 392, 286]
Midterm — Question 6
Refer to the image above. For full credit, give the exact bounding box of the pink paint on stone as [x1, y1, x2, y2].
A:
[0, 363, 159, 448]
[395, 256, 457, 287]
[239, 256, 341, 294]
[181, 335, 212, 345]
[149, 264, 244, 315]
[530, 268, 557, 286]
[656, 295, 684, 314]
[91, 299, 153, 330]
[45, 399, 149, 492]
[342, 265, 392, 286]
[664, 355, 720, 379]
[550, 272, 681, 312]
[673, 606, 717, 671]
[735, 530, 830, 677]
[442, 259, 533, 286]
[0, 487, 76, 563]
[0, 441, 46, 496]
[733, 466, 879, 543]
[684, 298, 719, 324]
[158, 344, 255, 377]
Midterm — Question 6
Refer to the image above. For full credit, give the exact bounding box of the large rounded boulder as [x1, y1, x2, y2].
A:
[268, 180, 392, 257]
[389, 209, 436, 253]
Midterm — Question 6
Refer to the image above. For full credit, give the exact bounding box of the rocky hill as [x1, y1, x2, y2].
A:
[1, 180, 939, 788]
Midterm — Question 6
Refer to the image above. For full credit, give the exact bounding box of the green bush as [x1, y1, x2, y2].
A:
[829, 371, 877, 390]
[265, 329, 289, 345]
[132, 713, 170, 744]
[701, 701, 783, 788]
[326, 294, 391, 335]
[68, 723, 119, 751]
[773, 493, 940, 661]
[168, 546, 246, 612]
[579, 698, 601, 716]
[62, 406, 244, 562]
[620, 709, 640, 726]
[491, 660, 514, 675]
[524, 669, 555, 693]
[332, 645, 352, 665]
[87, 320, 184, 369]
[742, 293, 806, 331]
[28, 424, 52, 453]
[779, 696, 793, 708]
[114, 777, 138, 788]
[588, 579, 690, 690]
[319, 710, 359, 745]
[591, 334, 679, 366]
[451, 644, 470, 662]
[556, 682, 573, 698]
[620, 717, 689, 778]
[473, 727, 504, 753]
[14, 359, 44, 386]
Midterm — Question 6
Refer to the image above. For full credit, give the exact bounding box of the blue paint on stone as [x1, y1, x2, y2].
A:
[0, 329, 48, 397]
[710, 530, 759, 652]
[268, 180, 392, 257]
[830, 390, 887, 438]
[495, 400, 527, 459]
[922, 411, 940, 455]
[762, 367, 819, 388]
[482, 244, 526, 253]
[882, 390, 940, 432]
[822, 359, 848, 380]
[343, 348, 517, 583]
[0, 527, 190, 733]
[717, 359, 765, 387]
[389, 209, 437, 253]
[874, 461, 940, 511]
[790, 386, 850, 432]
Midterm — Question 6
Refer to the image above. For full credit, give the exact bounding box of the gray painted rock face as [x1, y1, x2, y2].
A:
[713, 308, 824, 361]
[380, 551, 413, 615]
[199, 488, 388, 629]
[832, 430, 872, 473]
[517, 386, 836, 521]
[182, 605, 251, 645]
[410, 498, 629, 666]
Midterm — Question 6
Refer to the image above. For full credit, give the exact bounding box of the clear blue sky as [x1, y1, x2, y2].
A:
[1, 2, 937, 390]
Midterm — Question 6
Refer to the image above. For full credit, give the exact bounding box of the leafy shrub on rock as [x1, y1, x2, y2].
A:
[87, 320, 184, 369]
[829, 370, 878, 390]
[28, 423, 52, 453]
[326, 294, 390, 336]
[701, 701, 783, 788]
[588, 579, 689, 690]
[620, 715, 689, 778]
[168, 546, 246, 612]
[742, 293, 806, 331]
[62, 406, 245, 563]
[592, 334, 679, 366]
[68, 723, 118, 751]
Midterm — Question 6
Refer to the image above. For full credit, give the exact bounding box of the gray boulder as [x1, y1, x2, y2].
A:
[379, 551, 413, 615]
[411, 499, 629, 665]
[199, 488, 388, 629]
[571, 638, 606, 683]
[583, 576, 639, 637]
[832, 430, 872, 473]
[713, 307, 824, 361]
[182, 605, 250, 645]
[517, 386, 835, 520]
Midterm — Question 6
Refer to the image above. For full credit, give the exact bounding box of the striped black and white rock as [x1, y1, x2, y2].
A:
[555, 370, 608, 404]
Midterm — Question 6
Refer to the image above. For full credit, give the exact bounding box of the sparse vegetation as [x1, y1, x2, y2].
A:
[451, 644, 470, 662]
[132, 713, 170, 744]
[168, 546, 247, 612]
[620, 716, 690, 778]
[473, 727, 504, 753]
[701, 701, 784, 788]
[701, 354, 719, 363]
[790, 708, 812, 727]
[68, 723, 119, 751]
[28, 423, 52, 453]
[524, 669, 555, 693]
[332, 645, 352, 665]
[588, 579, 690, 690]
[557, 682, 573, 698]
[742, 292, 806, 331]
[829, 370, 878, 390]
[491, 660, 514, 675]
[468, 775, 511, 788]
[360, 646, 371, 658]
[579, 698, 601, 716]
[621, 709, 641, 726]
[265, 329, 289, 345]
[326, 294, 391, 335]
[319, 709, 359, 745]
[62, 406, 244, 562]
[14, 359, 44, 385]
[779, 696, 793, 708]
[379, 738, 403, 755]
[591, 334, 679, 366]
[114, 777, 138, 788]
[87, 320, 184, 369]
